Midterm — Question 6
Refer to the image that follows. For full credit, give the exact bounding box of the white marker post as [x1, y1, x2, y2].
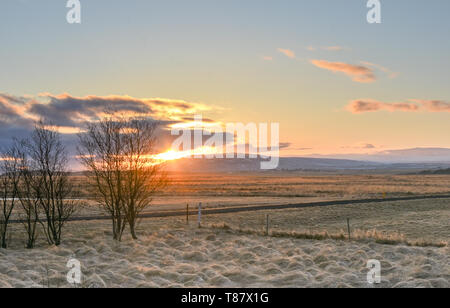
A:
[198, 202, 202, 228]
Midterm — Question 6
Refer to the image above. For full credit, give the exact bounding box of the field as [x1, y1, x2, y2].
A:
[1, 172, 449, 288]
[71, 172, 450, 214]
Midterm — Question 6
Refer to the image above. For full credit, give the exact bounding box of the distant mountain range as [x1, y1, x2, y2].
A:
[306, 147, 450, 163]
[165, 157, 379, 172]
[70, 147, 450, 173]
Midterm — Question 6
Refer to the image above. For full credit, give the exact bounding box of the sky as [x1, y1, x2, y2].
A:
[0, 0, 449, 159]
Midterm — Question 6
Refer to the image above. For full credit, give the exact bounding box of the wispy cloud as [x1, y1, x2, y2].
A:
[323, 46, 345, 51]
[341, 143, 377, 150]
[411, 100, 450, 112]
[310, 60, 376, 83]
[347, 99, 450, 113]
[347, 99, 420, 113]
[360, 61, 399, 79]
[292, 147, 313, 151]
[277, 48, 296, 59]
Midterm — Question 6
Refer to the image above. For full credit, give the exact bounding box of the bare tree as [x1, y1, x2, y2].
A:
[78, 117, 128, 241]
[122, 119, 167, 239]
[78, 116, 166, 241]
[25, 122, 77, 246]
[0, 143, 22, 248]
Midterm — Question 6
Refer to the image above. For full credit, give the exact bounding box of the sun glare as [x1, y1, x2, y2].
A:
[154, 146, 221, 162]
[154, 150, 191, 161]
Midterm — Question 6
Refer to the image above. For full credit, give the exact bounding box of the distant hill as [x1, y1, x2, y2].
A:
[69, 156, 450, 174]
[308, 147, 450, 163]
[165, 157, 381, 173]
[68, 147, 450, 173]
[162, 157, 450, 173]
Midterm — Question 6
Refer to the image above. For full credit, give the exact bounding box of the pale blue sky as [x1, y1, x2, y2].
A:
[1, 0, 449, 154]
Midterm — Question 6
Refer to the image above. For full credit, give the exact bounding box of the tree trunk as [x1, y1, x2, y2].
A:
[130, 222, 138, 240]
[0, 224, 7, 249]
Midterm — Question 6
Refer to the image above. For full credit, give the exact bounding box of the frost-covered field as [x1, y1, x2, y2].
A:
[0, 209, 448, 288]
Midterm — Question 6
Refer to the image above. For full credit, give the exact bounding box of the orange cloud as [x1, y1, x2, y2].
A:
[360, 61, 399, 79]
[411, 100, 450, 112]
[278, 48, 296, 59]
[311, 60, 376, 83]
[347, 99, 420, 113]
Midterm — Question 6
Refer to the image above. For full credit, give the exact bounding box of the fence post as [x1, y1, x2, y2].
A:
[347, 218, 351, 240]
[198, 202, 202, 228]
[186, 204, 189, 224]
